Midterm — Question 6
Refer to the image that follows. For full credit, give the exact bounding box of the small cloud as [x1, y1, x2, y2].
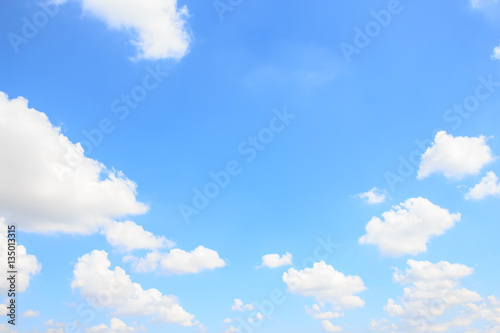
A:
[466, 171, 500, 200]
[356, 188, 387, 204]
[22, 310, 39, 318]
[492, 45, 500, 60]
[231, 299, 255, 312]
[257, 252, 293, 269]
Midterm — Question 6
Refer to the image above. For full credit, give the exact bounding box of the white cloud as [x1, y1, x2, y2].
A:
[71, 250, 196, 326]
[372, 260, 498, 332]
[492, 45, 500, 60]
[102, 221, 175, 252]
[0, 218, 41, 293]
[356, 188, 387, 204]
[85, 318, 145, 333]
[466, 171, 500, 200]
[258, 252, 293, 268]
[305, 304, 343, 320]
[0, 92, 148, 235]
[359, 197, 461, 256]
[231, 299, 255, 312]
[22, 310, 39, 318]
[59, 0, 191, 60]
[283, 261, 366, 309]
[321, 320, 343, 332]
[417, 131, 494, 180]
[124, 246, 226, 274]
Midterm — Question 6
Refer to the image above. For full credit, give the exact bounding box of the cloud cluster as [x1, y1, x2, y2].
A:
[371, 260, 500, 332]
[417, 131, 494, 180]
[283, 261, 366, 309]
[123, 246, 226, 274]
[359, 197, 461, 256]
[71, 250, 196, 326]
[0, 92, 148, 235]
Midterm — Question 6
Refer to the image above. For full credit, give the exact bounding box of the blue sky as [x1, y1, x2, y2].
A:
[1, 0, 500, 332]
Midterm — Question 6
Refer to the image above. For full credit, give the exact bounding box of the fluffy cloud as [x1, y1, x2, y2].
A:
[124, 246, 226, 274]
[102, 221, 175, 252]
[71, 250, 196, 326]
[417, 131, 494, 180]
[231, 299, 255, 312]
[0, 92, 148, 234]
[258, 252, 293, 268]
[492, 45, 500, 60]
[85, 318, 145, 333]
[321, 320, 343, 332]
[356, 188, 387, 204]
[466, 171, 500, 200]
[58, 0, 191, 60]
[0, 218, 41, 293]
[371, 260, 500, 332]
[283, 261, 366, 309]
[359, 197, 461, 256]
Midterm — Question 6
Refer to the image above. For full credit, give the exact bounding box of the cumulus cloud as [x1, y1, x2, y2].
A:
[370, 260, 500, 332]
[124, 246, 226, 274]
[466, 171, 500, 200]
[231, 299, 255, 312]
[58, 0, 191, 60]
[71, 250, 196, 326]
[356, 188, 387, 204]
[85, 318, 145, 333]
[0, 92, 148, 234]
[0, 218, 41, 293]
[102, 221, 175, 252]
[283, 261, 366, 309]
[417, 131, 494, 180]
[359, 197, 461, 256]
[258, 252, 293, 269]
